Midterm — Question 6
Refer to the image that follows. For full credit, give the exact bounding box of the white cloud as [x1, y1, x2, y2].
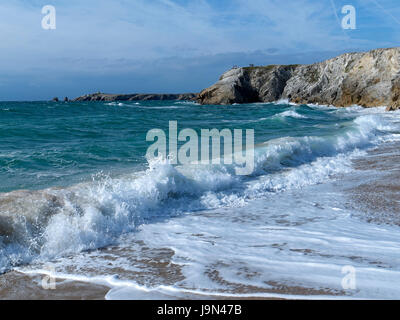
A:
[0, 0, 397, 99]
[0, 0, 385, 72]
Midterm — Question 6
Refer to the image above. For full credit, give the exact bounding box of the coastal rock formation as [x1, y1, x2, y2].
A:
[74, 92, 197, 102]
[197, 48, 400, 111]
[196, 65, 297, 105]
[388, 77, 400, 111]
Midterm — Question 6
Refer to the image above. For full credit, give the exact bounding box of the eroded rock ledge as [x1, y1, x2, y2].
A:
[197, 47, 400, 111]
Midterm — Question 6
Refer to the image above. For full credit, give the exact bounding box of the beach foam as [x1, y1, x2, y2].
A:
[0, 107, 397, 274]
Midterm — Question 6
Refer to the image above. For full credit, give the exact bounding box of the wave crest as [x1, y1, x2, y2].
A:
[0, 112, 395, 272]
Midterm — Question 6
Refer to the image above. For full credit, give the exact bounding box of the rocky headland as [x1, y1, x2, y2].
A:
[197, 47, 400, 111]
[73, 92, 197, 102]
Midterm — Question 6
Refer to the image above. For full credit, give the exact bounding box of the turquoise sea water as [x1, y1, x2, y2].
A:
[0, 100, 359, 192]
[2, 100, 400, 299]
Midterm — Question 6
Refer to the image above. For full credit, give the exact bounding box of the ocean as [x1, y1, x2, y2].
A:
[0, 100, 400, 299]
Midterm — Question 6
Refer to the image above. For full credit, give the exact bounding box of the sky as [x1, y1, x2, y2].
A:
[0, 0, 399, 100]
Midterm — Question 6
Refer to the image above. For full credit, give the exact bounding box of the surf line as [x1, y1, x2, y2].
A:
[146, 121, 255, 175]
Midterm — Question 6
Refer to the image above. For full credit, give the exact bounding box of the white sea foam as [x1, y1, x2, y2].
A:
[16, 180, 400, 300]
[1, 106, 400, 300]
[273, 109, 307, 119]
[174, 101, 199, 106]
[106, 102, 126, 107]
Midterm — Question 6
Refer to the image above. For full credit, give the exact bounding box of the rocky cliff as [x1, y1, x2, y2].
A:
[197, 48, 400, 111]
[74, 92, 197, 102]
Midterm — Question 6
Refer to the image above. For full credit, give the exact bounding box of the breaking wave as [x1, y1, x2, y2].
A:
[0, 112, 396, 273]
[274, 109, 308, 119]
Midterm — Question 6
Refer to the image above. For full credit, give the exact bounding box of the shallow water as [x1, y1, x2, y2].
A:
[1, 100, 400, 299]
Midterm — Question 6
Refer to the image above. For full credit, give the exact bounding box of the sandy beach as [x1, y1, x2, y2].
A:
[1, 137, 399, 300]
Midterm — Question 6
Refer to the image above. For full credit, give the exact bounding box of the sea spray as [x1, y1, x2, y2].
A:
[0, 105, 396, 273]
[146, 121, 255, 175]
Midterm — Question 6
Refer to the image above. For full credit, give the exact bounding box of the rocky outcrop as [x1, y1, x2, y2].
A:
[198, 47, 400, 111]
[197, 65, 297, 105]
[388, 77, 400, 111]
[74, 92, 197, 102]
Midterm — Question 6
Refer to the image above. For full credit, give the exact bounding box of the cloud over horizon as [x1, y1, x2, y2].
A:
[0, 0, 398, 100]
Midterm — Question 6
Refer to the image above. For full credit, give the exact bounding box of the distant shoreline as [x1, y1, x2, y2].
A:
[69, 92, 198, 102]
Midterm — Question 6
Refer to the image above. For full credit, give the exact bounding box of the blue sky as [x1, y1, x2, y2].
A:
[0, 0, 399, 100]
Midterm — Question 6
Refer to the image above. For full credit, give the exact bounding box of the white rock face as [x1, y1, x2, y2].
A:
[197, 48, 400, 111]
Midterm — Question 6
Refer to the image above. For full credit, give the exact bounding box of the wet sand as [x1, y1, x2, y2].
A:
[0, 242, 344, 300]
[0, 271, 109, 300]
[0, 270, 342, 300]
[0, 141, 399, 300]
[350, 141, 400, 225]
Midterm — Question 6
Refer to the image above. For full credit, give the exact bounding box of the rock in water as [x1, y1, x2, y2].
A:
[197, 47, 400, 111]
